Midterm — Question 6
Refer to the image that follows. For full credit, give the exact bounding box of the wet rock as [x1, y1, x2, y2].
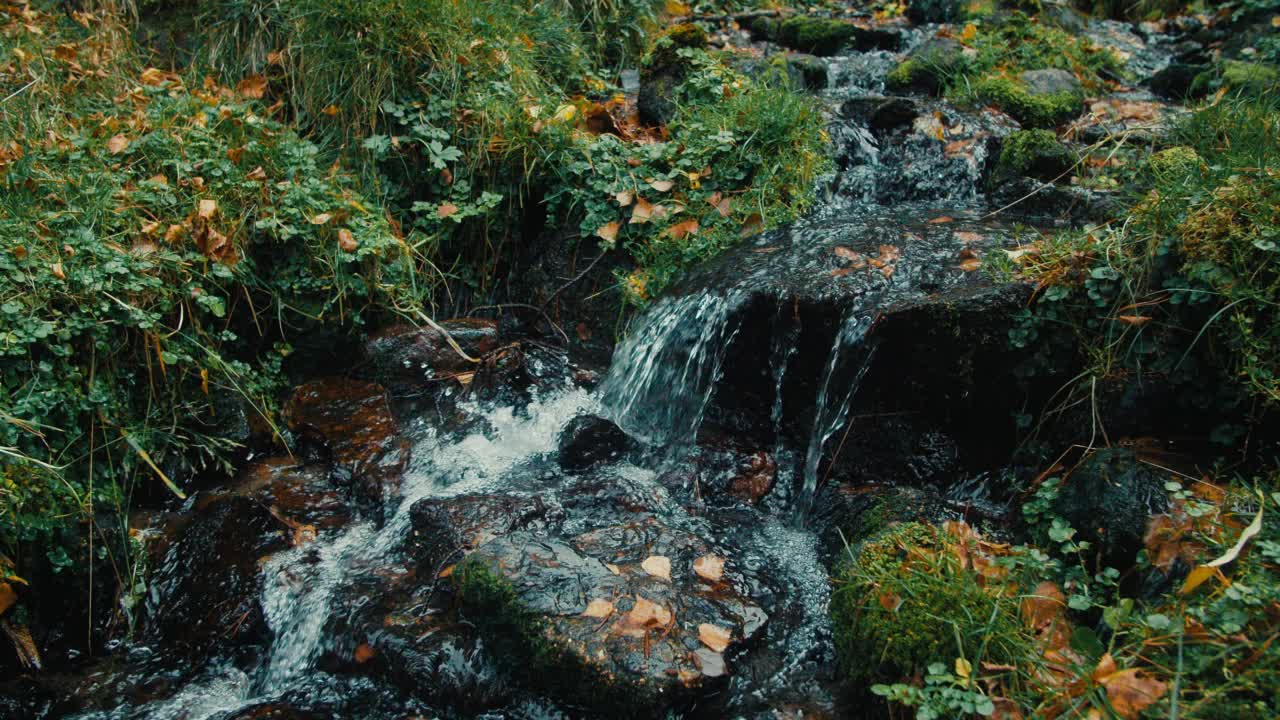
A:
[993, 129, 1074, 183]
[145, 494, 289, 657]
[884, 38, 965, 95]
[639, 24, 708, 126]
[558, 415, 638, 472]
[362, 318, 497, 387]
[235, 457, 351, 529]
[284, 379, 409, 514]
[751, 16, 900, 56]
[728, 451, 778, 505]
[906, 0, 961, 24]
[814, 483, 955, 561]
[839, 95, 920, 133]
[1053, 448, 1170, 567]
[217, 703, 330, 720]
[406, 481, 767, 714]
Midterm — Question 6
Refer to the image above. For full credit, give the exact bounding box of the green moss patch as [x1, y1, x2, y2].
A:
[973, 75, 1084, 128]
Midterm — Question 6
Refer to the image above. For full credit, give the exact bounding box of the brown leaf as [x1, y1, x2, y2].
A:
[615, 190, 634, 207]
[309, 212, 333, 226]
[237, 74, 268, 99]
[641, 555, 672, 581]
[929, 215, 954, 224]
[648, 178, 674, 192]
[1098, 667, 1168, 719]
[740, 213, 763, 238]
[338, 228, 357, 252]
[1022, 581, 1066, 630]
[878, 590, 902, 612]
[583, 598, 616, 619]
[959, 248, 982, 272]
[0, 619, 40, 670]
[619, 596, 673, 637]
[954, 231, 984, 243]
[321, 104, 340, 116]
[666, 219, 699, 240]
[698, 623, 732, 652]
[107, 134, 129, 154]
[139, 67, 171, 86]
[706, 192, 732, 217]
[630, 197, 655, 224]
[692, 554, 724, 582]
[595, 220, 620, 244]
[51, 262, 65, 280]
[246, 166, 267, 181]
[354, 643, 376, 663]
[437, 202, 459, 219]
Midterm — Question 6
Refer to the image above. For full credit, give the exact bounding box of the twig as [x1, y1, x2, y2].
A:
[1, 78, 38, 106]
[544, 252, 607, 306]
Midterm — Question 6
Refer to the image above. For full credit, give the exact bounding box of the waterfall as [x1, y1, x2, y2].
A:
[601, 291, 746, 445]
[793, 313, 876, 519]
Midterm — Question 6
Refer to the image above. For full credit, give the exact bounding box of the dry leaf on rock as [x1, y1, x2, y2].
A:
[619, 596, 672, 637]
[583, 598, 616, 619]
[692, 554, 724, 582]
[698, 623, 732, 652]
[641, 555, 672, 581]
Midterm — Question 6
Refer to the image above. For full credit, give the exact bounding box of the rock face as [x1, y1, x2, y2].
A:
[1053, 448, 1170, 566]
[404, 477, 768, 714]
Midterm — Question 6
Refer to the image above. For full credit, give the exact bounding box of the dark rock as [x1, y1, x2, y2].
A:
[145, 494, 289, 657]
[1148, 62, 1211, 99]
[234, 457, 352, 529]
[1053, 448, 1170, 567]
[362, 318, 497, 387]
[785, 53, 829, 91]
[284, 379, 409, 514]
[906, 0, 961, 24]
[557, 415, 638, 472]
[1021, 68, 1084, 98]
[218, 703, 331, 720]
[993, 129, 1074, 183]
[839, 95, 920, 133]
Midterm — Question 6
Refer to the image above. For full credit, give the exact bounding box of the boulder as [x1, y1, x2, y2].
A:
[144, 494, 289, 657]
[993, 129, 1074, 183]
[751, 16, 900, 56]
[638, 24, 708, 126]
[1148, 62, 1210, 99]
[839, 95, 921, 133]
[974, 70, 1084, 128]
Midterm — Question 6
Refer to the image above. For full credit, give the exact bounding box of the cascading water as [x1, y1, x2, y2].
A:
[601, 290, 746, 444]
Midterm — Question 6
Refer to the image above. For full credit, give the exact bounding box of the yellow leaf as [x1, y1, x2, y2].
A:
[955, 657, 972, 680]
[552, 104, 576, 123]
[1180, 565, 1217, 595]
[961, 24, 977, 43]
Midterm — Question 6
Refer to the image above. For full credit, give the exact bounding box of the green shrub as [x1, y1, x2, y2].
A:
[830, 523, 1028, 683]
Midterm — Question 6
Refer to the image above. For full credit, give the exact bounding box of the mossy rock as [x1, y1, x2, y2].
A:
[1146, 146, 1203, 183]
[995, 129, 1074, 182]
[830, 523, 1028, 684]
[753, 15, 898, 56]
[973, 72, 1084, 128]
[1220, 60, 1280, 94]
[638, 23, 709, 126]
[885, 38, 966, 95]
[645, 23, 708, 71]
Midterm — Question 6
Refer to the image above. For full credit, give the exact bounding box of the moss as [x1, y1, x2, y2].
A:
[885, 59, 928, 92]
[996, 129, 1074, 181]
[1146, 146, 1202, 183]
[646, 22, 708, 70]
[973, 75, 1083, 128]
[776, 16, 859, 56]
[830, 523, 1028, 684]
[1220, 60, 1280, 94]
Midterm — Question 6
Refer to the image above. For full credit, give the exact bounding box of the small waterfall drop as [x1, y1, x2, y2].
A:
[601, 291, 746, 444]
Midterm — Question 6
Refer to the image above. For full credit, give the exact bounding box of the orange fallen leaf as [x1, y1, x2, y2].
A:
[878, 590, 902, 612]
[583, 598, 616, 619]
[1116, 315, 1152, 327]
[698, 623, 732, 652]
[1097, 665, 1168, 719]
[630, 197, 655, 224]
[929, 215, 954, 224]
[619, 596, 672, 637]
[237, 74, 268, 99]
[338, 228, 357, 252]
[959, 248, 981, 272]
[692, 554, 724, 582]
[641, 555, 672, 581]
[596, 220, 620, 244]
[667, 219, 698, 240]
[740, 213, 763, 237]
[51, 262, 65, 280]
[437, 202, 459, 219]
[107, 134, 129, 154]
[0, 583, 15, 616]
[354, 643, 376, 663]
[1022, 581, 1066, 630]
[615, 190, 634, 207]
